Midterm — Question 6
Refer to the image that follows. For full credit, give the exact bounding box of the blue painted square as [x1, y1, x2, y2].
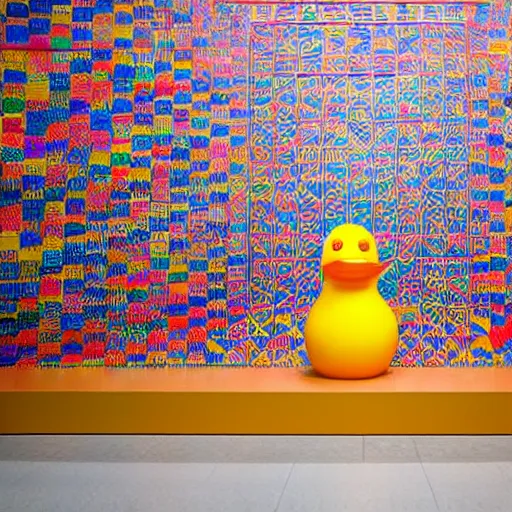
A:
[472, 260, 489, 273]
[113, 78, 133, 94]
[192, 99, 210, 112]
[29, 18, 51, 35]
[171, 146, 190, 161]
[113, 98, 132, 114]
[490, 220, 505, 233]
[61, 314, 85, 331]
[132, 135, 152, 151]
[114, 64, 135, 81]
[191, 117, 209, 130]
[111, 202, 130, 218]
[189, 135, 208, 149]
[155, 61, 173, 74]
[174, 69, 192, 81]
[6, 25, 29, 44]
[63, 279, 84, 295]
[25, 111, 46, 136]
[20, 230, 42, 248]
[29, 0, 51, 14]
[472, 189, 488, 201]
[7, 2, 29, 17]
[471, 162, 486, 175]
[44, 187, 66, 202]
[189, 260, 208, 272]
[62, 341, 83, 356]
[149, 217, 170, 231]
[134, 26, 151, 40]
[174, 91, 192, 105]
[64, 222, 85, 238]
[92, 49, 112, 61]
[42, 250, 63, 271]
[490, 167, 504, 184]
[211, 92, 230, 105]
[70, 99, 90, 115]
[173, 11, 191, 23]
[230, 109, 246, 119]
[472, 74, 487, 88]
[490, 257, 507, 271]
[134, 5, 154, 19]
[0, 263, 20, 280]
[72, 27, 92, 41]
[115, 11, 133, 24]
[490, 106, 505, 117]
[22, 200, 45, 222]
[90, 111, 112, 131]
[491, 292, 505, 305]
[72, 7, 93, 22]
[134, 113, 152, 125]
[22, 175, 45, 190]
[211, 123, 229, 137]
[115, 38, 133, 50]
[132, 155, 151, 168]
[3, 69, 26, 83]
[49, 73, 70, 91]
[231, 135, 245, 147]
[488, 133, 504, 146]
[471, 293, 490, 306]
[154, 134, 172, 146]
[93, 0, 113, 14]
[490, 190, 505, 202]
[491, 312, 505, 327]
[193, 37, 208, 47]
[65, 198, 85, 216]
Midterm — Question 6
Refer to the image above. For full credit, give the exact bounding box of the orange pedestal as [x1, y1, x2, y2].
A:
[1, 367, 511, 434]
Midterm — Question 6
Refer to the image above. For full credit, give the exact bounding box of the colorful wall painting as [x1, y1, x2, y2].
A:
[0, 0, 511, 367]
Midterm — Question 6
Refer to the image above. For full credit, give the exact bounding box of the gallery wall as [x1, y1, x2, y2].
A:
[0, 0, 511, 367]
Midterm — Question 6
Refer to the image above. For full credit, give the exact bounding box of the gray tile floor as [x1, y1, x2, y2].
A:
[0, 436, 511, 511]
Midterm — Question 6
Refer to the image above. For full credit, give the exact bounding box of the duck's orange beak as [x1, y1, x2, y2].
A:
[322, 259, 389, 281]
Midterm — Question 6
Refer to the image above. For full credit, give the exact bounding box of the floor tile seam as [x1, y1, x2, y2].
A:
[274, 463, 295, 512]
[413, 438, 441, 510]
[418, 462, 441, 510]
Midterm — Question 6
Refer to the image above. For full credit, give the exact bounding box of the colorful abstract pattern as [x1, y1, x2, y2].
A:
[0, 0, 511, 368]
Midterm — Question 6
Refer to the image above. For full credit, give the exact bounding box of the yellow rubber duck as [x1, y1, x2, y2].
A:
[304, 223, 398, 379]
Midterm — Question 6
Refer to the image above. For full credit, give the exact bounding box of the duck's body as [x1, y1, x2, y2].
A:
[305, 224, 398, 380]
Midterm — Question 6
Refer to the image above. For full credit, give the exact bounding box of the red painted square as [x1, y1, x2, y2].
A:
[0, 204, 22, 232]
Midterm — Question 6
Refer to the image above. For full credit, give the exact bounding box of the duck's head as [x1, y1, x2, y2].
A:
[321, 223, 388, 282]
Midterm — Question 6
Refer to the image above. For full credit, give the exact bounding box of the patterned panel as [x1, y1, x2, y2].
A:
[0, 0, 511, 367]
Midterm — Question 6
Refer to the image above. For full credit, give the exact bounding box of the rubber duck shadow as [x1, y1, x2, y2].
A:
[301, 366, 394, 381]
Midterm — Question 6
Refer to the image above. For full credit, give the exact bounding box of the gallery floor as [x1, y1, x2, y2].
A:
[1, 435, 512, 512]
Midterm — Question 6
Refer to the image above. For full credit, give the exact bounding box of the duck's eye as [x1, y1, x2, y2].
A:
[332, 239, 343, 251]
[359, 239, 370, 252]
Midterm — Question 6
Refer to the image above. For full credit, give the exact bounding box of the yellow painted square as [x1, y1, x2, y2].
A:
[52, 5, 72, 24]
[0, 235, 20, 252]
[45, 202, 65, 216]
[19, 247, 43, 262]
[89, 151, 111, 166]
[26, 79, 49, 101]
[23, 160, 46, 175]
[174, 60, 192, 70]
[129, 168, 151, 181]
[115, 26, 133, 39]
[131, 125, 152, 136]
[170, 264, 188, 275]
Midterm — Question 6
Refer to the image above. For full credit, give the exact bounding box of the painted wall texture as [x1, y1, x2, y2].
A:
[0, 0, 511, 367]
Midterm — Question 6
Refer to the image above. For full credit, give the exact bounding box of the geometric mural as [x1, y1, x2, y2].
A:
[0, 0, 511, 367]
